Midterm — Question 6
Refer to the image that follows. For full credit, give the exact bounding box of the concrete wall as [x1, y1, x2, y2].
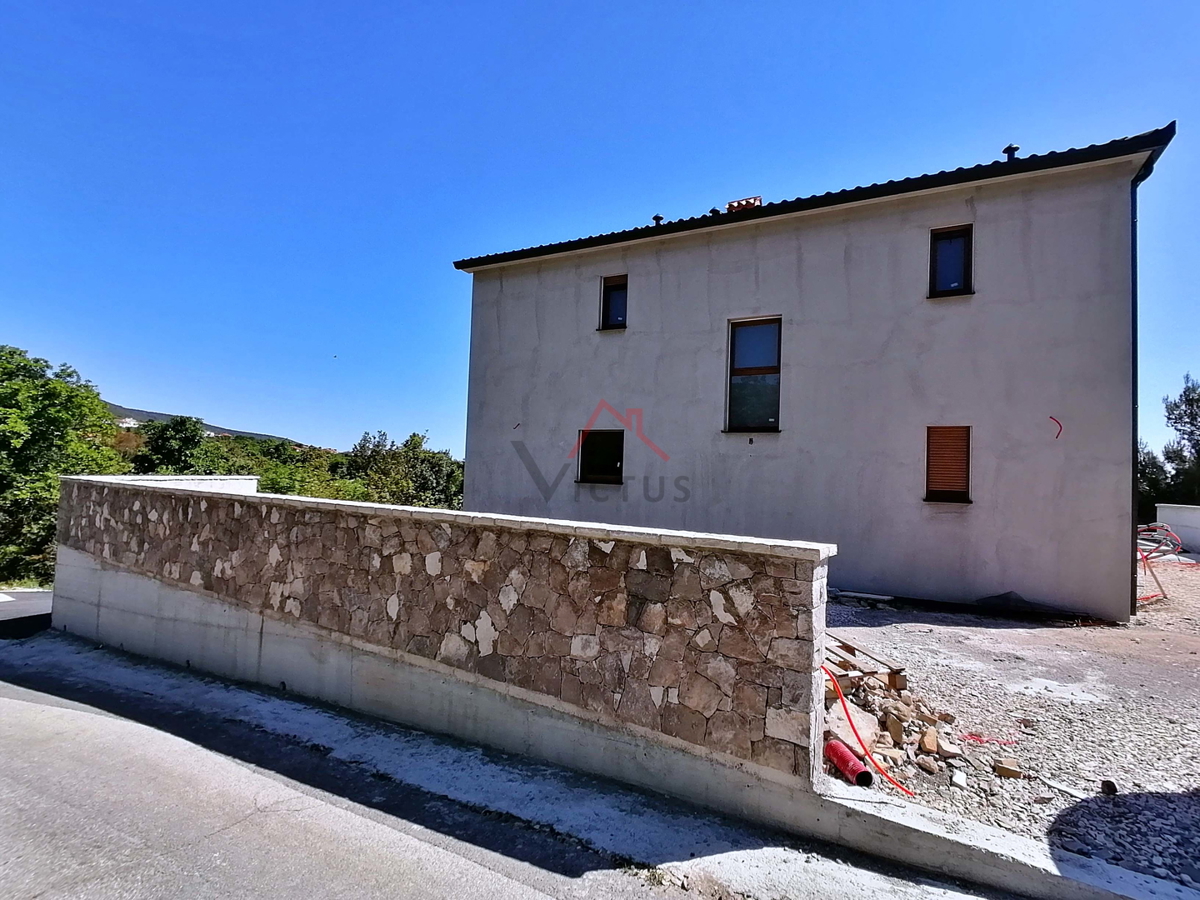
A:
[463, 160, 1143, 621]
[52, 542, 842, 824]
[1156, 504, 1200, 553]
[55, 475, 833, 786]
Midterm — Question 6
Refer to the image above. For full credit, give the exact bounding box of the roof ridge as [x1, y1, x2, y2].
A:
[454, 122, 1176, 271]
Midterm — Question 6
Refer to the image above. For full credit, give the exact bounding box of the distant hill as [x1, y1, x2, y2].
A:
[106, 402, 297, 443]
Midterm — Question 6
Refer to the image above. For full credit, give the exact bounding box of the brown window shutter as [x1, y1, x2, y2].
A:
[926, 426, 971, 502]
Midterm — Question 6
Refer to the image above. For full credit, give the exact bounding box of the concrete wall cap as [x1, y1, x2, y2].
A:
[59, 475, 837, 562]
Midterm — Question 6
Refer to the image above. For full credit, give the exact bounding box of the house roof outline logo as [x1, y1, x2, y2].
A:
[568, 400, 670, 462]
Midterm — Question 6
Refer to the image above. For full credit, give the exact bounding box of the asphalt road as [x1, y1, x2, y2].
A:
[0, 682, 676, 900]
[0, 632, 1004, 900]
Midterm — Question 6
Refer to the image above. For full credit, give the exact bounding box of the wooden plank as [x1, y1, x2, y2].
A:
[825, 643, 883, 675]
[826, 629, 906, 674]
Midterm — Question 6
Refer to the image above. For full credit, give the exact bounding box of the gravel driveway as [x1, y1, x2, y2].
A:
[827, 561, 1200, 888]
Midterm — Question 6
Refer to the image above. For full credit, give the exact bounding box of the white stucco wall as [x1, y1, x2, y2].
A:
[1156, 504, 1200, 552]
[463, 159, 1144, 621]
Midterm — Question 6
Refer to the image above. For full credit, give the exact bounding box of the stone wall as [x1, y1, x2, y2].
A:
[57, 476, 833, 783]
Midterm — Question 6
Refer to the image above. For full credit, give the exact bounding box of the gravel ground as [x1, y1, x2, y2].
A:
[826, 562, 1200, 888]
[1138, 559, 1200, 635]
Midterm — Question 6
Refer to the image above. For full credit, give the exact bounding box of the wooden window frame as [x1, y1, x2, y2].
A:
[576, 429, 624, 485]
[928, 225, 974, 298]
[599, 275, 628, 331]
[925, 425, 972, 504]
[725, 317, 782, 433]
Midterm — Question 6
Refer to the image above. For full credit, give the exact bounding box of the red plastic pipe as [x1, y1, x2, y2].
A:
[825, 738, 874, 787]
[822, 664, 916, 797]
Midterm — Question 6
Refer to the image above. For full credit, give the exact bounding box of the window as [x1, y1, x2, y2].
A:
[577, 429, 624, 484]
[929, 225, 973, 297]
[925, 426, 971, 503]
[600, 275, 628, 330]
[727, 318, 781, 432]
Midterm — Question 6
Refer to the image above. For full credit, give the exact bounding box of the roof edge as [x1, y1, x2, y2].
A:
[454, 122, 1176, 272]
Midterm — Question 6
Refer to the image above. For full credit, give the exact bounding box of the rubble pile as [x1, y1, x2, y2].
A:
[824, 676, 1022, 792]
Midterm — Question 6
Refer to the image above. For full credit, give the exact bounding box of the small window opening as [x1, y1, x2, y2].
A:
[925, 426, 971, 503]
[578, 429, 624, 484]
[929, 226, 973, 297]
[600, 275, 628, 330]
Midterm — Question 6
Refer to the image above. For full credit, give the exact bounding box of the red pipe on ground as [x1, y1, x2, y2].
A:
[824, 738, 874, 787]
[821, 665, 916, 797]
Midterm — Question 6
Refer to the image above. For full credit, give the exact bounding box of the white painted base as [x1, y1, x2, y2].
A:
[50, 545, 1191, 900]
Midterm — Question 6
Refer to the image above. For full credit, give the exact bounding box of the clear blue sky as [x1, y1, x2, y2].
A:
[2, 2, 1196, 456]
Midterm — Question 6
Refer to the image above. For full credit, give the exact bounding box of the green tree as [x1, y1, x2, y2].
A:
[1137, 440, 1171, 524]
[1164, 373, 1200, 453]
[1138, 374, 1200, 520]
[131, 416, 208, 473]
[396, 432, 464, 509]
[340, 431, 463, 509]
[0, 346, 127, 582]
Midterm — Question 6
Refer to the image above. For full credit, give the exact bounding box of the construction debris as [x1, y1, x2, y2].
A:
[993, 758, 1023, 778]
[1038, 776, 1087, 800]
[826, 698, 880, 758]
[937, 737, 963, 759]
[824, 738, 874, 787]
[818, 627, 1081, 807]
[820, 631, 1032, 797]
[916, 756, 939, 774]
[919, 727, 939, 754]
[824, 629, 907, 692]
[828, 576, 1200, 890]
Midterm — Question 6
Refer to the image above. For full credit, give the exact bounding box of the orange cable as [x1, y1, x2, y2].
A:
[821, 664, 916, 797]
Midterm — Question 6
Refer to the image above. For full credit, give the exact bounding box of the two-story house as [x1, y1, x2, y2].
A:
[454, 124, 1175, 621]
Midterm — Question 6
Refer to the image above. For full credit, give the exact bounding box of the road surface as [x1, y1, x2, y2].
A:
[0, 631, 1005, 899]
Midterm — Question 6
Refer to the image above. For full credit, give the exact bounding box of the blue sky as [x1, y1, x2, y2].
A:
[1, 2, 1196, 456]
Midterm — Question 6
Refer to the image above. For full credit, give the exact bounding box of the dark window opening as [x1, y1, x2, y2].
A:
[929, 226, 973, 297]
[925, 426, 971, 503]
[600, 275, 628, 330]
[727, 319, 781, 432]
[578, 429, 624, 484]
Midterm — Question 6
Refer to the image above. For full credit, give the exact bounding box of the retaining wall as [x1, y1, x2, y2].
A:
[50, 476, 1178, 900]
[54, 475, 833, 786]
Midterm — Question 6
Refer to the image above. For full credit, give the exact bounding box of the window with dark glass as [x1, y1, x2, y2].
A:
[577, 429, 624, 484]
[727, 319, 781, 432]
[925, 426, 971, 503]
[929, 225, 973, 297]
[600, 275, 628, 330]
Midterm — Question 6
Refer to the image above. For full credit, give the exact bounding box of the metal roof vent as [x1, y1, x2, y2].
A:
[725, 196, 762, 213]
[1003, 144, 1020, 162]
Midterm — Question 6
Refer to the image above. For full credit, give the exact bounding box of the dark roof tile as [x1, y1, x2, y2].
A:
[453, 123, 1175, 271]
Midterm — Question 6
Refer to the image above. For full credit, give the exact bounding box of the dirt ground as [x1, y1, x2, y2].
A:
[826, 559, 1200, 888]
